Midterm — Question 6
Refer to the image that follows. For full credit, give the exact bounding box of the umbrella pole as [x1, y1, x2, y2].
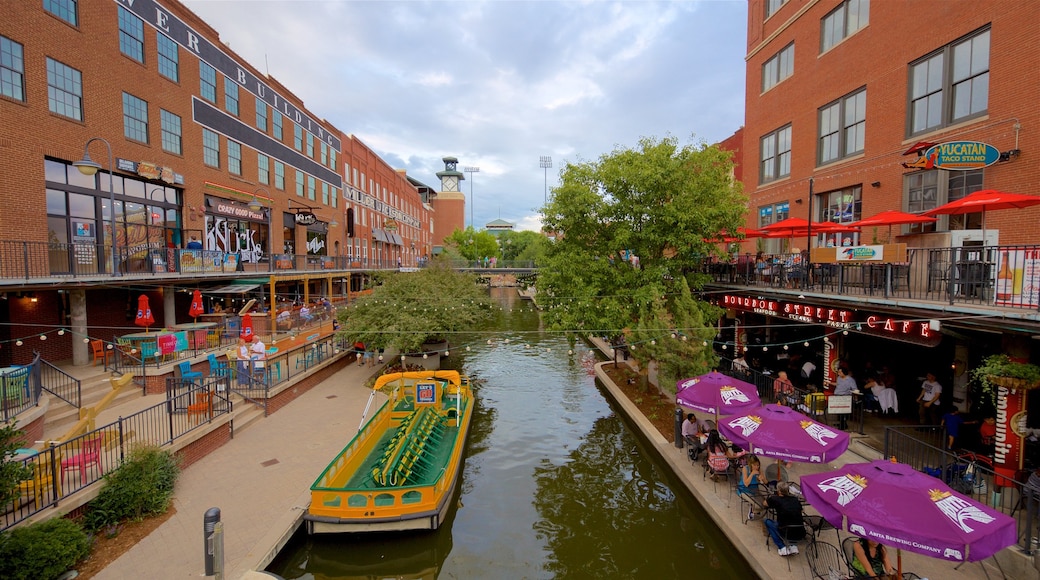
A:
[897, 548, 902, 578]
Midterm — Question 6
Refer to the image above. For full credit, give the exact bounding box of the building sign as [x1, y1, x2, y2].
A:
[118, 0, 341, 152]
[902, 140, 1000, 171]
[993, 386, 1027, 487]
[116, 158, 184, 184]
[721, 294, 941, 346]
[837, 245, 885, 262]
[294, 212, 317, 226]
[995, 249, 1040, 308]
[206, 197, 266, 222]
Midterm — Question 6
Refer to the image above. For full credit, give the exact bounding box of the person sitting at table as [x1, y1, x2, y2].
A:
[772, 371, 794, 404]
[299, 303, 313, 324]
[862, 375, 882, 413]
[737, 454, 762, 520]
[851, 536, 897, 578]
[705, 429, 741, 480]
[765, 482, 805, 556]
[682, 413, 701, 458]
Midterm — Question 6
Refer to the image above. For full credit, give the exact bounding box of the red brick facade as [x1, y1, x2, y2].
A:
[740, 0, 1039, 248]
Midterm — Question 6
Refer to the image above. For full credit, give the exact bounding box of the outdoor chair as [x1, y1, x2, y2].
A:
[60, 434, 103, 480]
[2, 366, 29, 408]
[187, 390, 213, 424]
[19, 449, 62, 510]
[807, 540, 852, 579]
[765, 518, 811, 571]
[207, 353, 231, 378]
[804, 514, 841, 545]
[176, 360, 203, 382]
[90, 339, 112, 367]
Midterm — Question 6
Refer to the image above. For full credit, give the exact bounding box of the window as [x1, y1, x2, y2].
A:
[307, 133, 314, 158]
[157, 33, 178, 82]
[821, 0, 869, 53]
[256, 99, 268, 132]
[321, 142, 329, 166]
[819, 187, 861, 224]
[818, 88, 866, 165]
[199, 61, 216, 103]
[44, 0, 77, 26]
[331, 187, 338, 209]
[227, 140, 241, 175]
[122, 93, 148, 142]
[272, 109, 283, 140]
[1, 36, 25, 102]
[202, 129, 219, 167]
[118, 7, 144, 63]
[330, 149, 337, 171]
[296, 170, 304, 197]
[322, 182, 330, 205]
[759, 125, 791, 183]
[294, 124, 303, 151]
[160, 109, 181, 154]
[758, 201, 789, 228]
[274, 161, 285, 190]
[904, 169, 983, 233]
[762, 43, 794, 92]
[258, 154, 269, 184]
[765, 0, 785, 19]
[46, 58, 82, 120]
[908, 28, 989, 135]
[307, 175, 316, 201]
[224, 76, 239, 115]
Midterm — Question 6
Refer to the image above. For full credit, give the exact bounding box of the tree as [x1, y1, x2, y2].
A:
[497, 230, 549, 263]
[539, 135, 745, 384]
[336, 262, 493, 354]
[444, 227, 500, 262]
[0, 421, 32, 509]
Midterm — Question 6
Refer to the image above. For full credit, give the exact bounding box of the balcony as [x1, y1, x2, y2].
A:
[0, 241, 385, 286]
[702, 244, 1040, 313]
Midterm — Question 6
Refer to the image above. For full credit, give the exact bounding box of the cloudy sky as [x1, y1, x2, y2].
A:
[182, 0, 748, 231]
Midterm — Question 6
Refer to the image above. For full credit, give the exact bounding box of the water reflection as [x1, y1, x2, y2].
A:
[267, 288, 752, 579]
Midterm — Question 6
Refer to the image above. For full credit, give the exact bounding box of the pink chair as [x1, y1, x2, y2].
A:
[60, 435, 103, 480]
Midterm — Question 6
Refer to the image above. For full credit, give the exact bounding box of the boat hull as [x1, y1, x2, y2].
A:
[304, 371, 473, 534]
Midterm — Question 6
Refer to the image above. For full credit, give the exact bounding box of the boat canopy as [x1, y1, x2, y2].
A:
[371, 370, 462, 391]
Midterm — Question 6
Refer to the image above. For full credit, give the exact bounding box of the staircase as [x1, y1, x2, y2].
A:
[40, 368, 144, 442]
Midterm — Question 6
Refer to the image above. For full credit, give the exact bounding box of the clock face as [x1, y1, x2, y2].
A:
[443, 176, 458, 191]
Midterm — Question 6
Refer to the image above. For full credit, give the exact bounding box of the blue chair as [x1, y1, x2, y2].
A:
[177, 361, 203, 382]
[207, 354, 231, 378]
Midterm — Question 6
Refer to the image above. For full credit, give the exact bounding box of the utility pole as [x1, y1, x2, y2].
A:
[539, 156, 552, 205]
[464, 166, 480, 230]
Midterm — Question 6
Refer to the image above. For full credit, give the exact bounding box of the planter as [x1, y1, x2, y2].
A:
[985, 375, 1040, 391]
[422, 340, 449, 357]
[403, 354, 441, 371]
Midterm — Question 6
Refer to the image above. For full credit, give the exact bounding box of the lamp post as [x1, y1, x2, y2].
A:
[539, 156, 552, 206]
[464, 166, 479, 231]
[248, 188, 273, 272]
[73, 138, 118, 276]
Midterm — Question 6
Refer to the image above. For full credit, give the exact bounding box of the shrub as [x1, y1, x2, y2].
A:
[83, 445, 179, 532]
[0, 518, 90, 580]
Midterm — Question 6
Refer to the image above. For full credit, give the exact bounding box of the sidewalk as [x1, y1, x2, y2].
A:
[94, 358, 386, 579]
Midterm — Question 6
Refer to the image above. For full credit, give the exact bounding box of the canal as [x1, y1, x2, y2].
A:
[267, 287, 754, 579]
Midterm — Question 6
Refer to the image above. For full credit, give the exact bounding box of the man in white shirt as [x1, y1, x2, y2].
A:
[916, 372, 942, 424]
[801, 360, 817, 383]
[250, 335, 267, 380]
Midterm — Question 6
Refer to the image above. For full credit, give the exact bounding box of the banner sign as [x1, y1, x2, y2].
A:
[157, 331, 189, 355]
[994, 249, 1040, 308]
[837, 245, 885, 262]
[416, 382, 436, 405]
[993, 386, 1027, 486]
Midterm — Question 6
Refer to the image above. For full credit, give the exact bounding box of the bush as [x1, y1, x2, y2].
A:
[0, 518, 90, 580]
[83, 445, 179, 532]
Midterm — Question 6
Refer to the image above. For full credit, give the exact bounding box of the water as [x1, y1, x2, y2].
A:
[267, 287, 754, 579]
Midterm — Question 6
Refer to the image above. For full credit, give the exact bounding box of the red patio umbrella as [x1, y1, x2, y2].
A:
[188, 289, 204, 322]
[924, 189, 1040, 243]
[135, 294, 155, 332]
[847, 210, 937, 243]
[240, 312, 254, 340]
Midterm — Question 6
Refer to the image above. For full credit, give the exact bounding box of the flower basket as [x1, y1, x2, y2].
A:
[985, 375, 1040, 391]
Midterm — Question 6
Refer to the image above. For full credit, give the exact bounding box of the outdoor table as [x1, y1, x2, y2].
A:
[119, 331, 170, 361]
[173, 322, 217, 350]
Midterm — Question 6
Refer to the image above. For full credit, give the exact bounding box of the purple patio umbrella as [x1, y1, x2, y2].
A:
[676, 371, 761, 420]
[801, 459, 1016, 566]
[719, 404, 850, 464]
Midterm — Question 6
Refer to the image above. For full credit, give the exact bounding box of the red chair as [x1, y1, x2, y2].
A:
[187, 391, 213, 424]
[90, 340, 113, 367]
[60, 435, 103, 480]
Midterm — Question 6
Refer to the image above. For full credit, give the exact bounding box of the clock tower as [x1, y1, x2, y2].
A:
[431, 156, 467, 248]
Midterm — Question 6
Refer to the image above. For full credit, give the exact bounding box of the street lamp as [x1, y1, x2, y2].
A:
[539, 156, 552, 206]
[464, 166, 479, 230]
[248, 188, 273, 271]
[73, 138, 118, 276]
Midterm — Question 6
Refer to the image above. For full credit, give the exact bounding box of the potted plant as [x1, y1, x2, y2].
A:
[970, 354, 1040, 410]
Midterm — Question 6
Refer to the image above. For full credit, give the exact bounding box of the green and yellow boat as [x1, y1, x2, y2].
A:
[304, 370, 474, 534]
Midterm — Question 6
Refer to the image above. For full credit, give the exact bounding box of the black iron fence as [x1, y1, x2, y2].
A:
[1, 354, 42, 423]
[1, 380, 232, 532]
[704, 243, 1040, 311]
[884, 425, 1037, 554]
[39, 357, 81, 409]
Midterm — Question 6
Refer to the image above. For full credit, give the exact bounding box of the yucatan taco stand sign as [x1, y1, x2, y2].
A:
[925, 141, 1000, 170]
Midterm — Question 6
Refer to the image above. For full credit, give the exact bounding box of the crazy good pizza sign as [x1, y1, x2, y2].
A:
[721, 294, 941, 347]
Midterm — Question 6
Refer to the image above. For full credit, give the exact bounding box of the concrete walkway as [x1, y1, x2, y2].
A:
[94, 359, 386, 579]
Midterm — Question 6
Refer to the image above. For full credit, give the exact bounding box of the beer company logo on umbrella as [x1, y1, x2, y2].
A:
[240, 313, 254, 340]
[720, 385, 751, 406]
[727, 414, 761, 437]
[135, 294, 155, 330]
[801, 420, 840, 447]
[930, 489, 995, 534]
[815, 473, 867, 506]
[189, 289, 204, 320]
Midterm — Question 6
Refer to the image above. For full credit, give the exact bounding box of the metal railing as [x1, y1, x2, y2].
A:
[1, 354, 42, 422]
[0, 380, 232, 531]
[884, 425, 1037, 554]
[39, 357, 81, 409]
[703, 243, 1040, 311]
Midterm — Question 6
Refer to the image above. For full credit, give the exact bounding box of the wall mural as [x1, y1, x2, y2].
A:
[206, 216, 265, 263]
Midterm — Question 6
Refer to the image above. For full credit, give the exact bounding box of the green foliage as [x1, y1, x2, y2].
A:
[539, 135, 740, 378]
[337, 262, 494, 354]
[0, 422, 32, 508]
[970, 354, 1040, 411]
[0, 517, 90, 580]
[444, 227, 501, 261]
[497, 230, 549, 263]
[83, 445, 179, 532]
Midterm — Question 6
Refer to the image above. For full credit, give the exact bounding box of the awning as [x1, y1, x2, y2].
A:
[206, 284, 261, 294]
[372, 229, 389, 243]
[389, 232, 403, 246]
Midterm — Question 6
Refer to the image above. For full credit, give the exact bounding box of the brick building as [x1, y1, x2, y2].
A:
[0, 0, 434, 365]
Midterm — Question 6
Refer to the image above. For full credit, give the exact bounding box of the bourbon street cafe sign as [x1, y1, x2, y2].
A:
[721, 294, 941, 347]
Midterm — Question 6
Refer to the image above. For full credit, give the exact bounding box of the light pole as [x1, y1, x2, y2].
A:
[248, 188, 273, 271]
[539, 156, 552, 205]
[73, 138, 118, 276]
[464, 166, 479, 230]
